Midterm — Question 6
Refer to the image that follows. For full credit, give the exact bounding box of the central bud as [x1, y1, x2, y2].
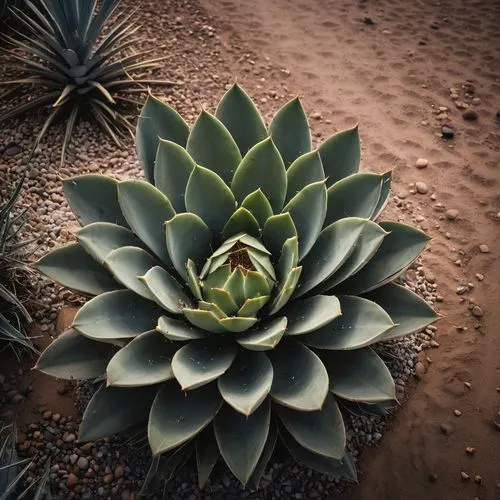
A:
[227, 243, 254, 271]
[191, 233, 277, 333]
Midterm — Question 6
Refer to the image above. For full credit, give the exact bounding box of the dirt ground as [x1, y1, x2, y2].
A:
[199, 0, 500, 499]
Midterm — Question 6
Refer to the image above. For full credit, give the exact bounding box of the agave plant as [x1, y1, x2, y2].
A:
[35, 84, 439, 487]
[0, 0, 174, 164]
[0, 174, 34, 353]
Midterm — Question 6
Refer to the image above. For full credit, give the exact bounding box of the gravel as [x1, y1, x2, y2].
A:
[0, 0, 443, 497]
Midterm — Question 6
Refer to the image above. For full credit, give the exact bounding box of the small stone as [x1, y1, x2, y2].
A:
[311, 112, 322, 120]
[64, 433, 76, 443]
[471, 305, 484, 317]
[461, 471, 470, 481]
[454, 409, 462, 417]
[428, 473, 438, 483]
[446, 209, 459, 220]
[462, 109, 478, 121]
[430, 22, 439, 29]
[456, 286, 468, 295]
[363, 16, 375, 25]
[114, 465, 124, 478]
[441, 126, 454, 139]
[476, 273, 484, 281]
[429, 340, 440, 348]
[103, 473, 114, 484]
[11, 393, 24, 404]
[415, 362, 425, 379]
[415, 181, 428, 194]
[479, 244, 490, 253]
[474, 475, 482, 485]
[415, 158, 429, 169]
[67, 473, 79, 487]
[465, 446, 475, 455]
[77, 457, 89, 470]
[4, 145, 21, 156]
[464, 382, 471, 389]
[440, 423, 454, 435]
[42, 410, 52, 420]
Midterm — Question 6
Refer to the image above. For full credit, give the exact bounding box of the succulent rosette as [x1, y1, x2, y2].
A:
[35, 84, 439, 487]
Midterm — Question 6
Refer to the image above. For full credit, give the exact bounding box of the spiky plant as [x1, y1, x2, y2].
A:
[35, 84, 439, 487]
[0, 175, 34, 353]
[0, 0, 174, 164]
[0, 421, 51, 499]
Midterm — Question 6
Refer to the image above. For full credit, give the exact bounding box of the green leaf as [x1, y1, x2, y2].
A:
[240, 189, 274, 228]
[269, 97, 311, 167]
[321, 348, 395, 402]
[186, 111, 242, 184]
[183, 309, 227, 334]
[35, 243, 118, 296]
[248, 421, 278, 489]
[222, 207, 260, 239]
[186, 259, 203, 300]
[107, 330, 177, 387]
[247, 248, 276, 281]
[214, 399, 270, 485]
[136, 92, 189, 183]
[262, 213, 297, 260]
[76, 222, 145, 264]
[283, 180, 327, 260]
[157, 315, 207, 341]
[244, 270, 272, 300]
[319, 221, 388, 292]
[202, 265, 232, 294]
[148, 381, 222, 455]
[295, 218, 367, 297]
[237, 317, 287, 351]
[268, 340, 328, 410]
[286, 150, 325, 203]
[219, 316, 258, 333]
[118, 180, 175, 266]
[324, 173, 383, 226]
[196, 426, 219, 489]
[215, 83, 268, 155]
[172, 339, 237, 390]
[209, 288, 239, 316]
[268, 266, 302, 315]
[277, 393, 345, 459]
[318, 125, 360, 187]
[63, 174, 128, 226]
[73, 290, 163, 340]
[166, 213, 213, 280]
[35, 328, 113, 380]
[224, 267, 246, 306]
[154, 139, 196, 212]
[141, 266, 193, 315]
[104, 246, 159, 300]
[371, 170, 392, 220]
[239, 234, 271, 254]
[302, 295, 394, 350]
[338, 221, 431, 294]
[237, 296, 270, 317]
[185, 165, 236, 234]
[363, 283, 441, 341]
[79, 385, 157, 442]
[231, 138, 287, 213]
[218, 350, 273, 415]
[198, 301, 227, 319]
[285, 295, 341, 335]
[280, 427, 357, 480]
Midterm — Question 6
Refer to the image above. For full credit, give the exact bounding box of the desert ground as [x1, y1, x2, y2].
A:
[0, 0, 499, 498]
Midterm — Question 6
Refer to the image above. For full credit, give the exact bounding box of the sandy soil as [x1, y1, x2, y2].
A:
[199, 0, 500, 498]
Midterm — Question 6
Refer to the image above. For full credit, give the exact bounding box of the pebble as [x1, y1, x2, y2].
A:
[445, 209, 459, 220]
[479, 244, 490, 253]
[415, 158, 428, 169]
[415, 362, 425, 379]
[428, 473, 438, 483]
[461, 471, 470, 481]
[474, 475, 482, 485]
[475, 273, 484, 281]
[462, 109, 478, 121]
[454, 409, 463, 417]
[67, 473, 79, 487]
[465, 446, 475, 455]
[471, 306, 484, 318]
[415, 181, 428, 194]
[441, 125, 454, 139]
[77, 457, 89, 470]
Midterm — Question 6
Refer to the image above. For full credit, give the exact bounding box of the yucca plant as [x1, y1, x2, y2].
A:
[0, 174, 34, 353]
[0, 0, 174, 164]
[0, 421, 50, 499]
[35, 84, 439, 488]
